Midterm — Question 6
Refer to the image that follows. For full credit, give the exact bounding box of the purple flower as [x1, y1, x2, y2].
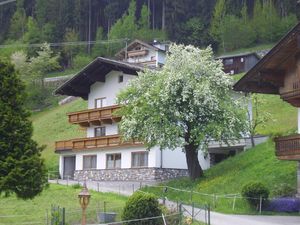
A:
[265, 198, 300, 212]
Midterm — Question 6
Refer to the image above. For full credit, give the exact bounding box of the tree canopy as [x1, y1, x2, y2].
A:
[0, 58, 47, 199]
[117, 44, 247, 180]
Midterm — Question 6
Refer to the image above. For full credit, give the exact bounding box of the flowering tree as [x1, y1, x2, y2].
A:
[117, 44, 247, 180]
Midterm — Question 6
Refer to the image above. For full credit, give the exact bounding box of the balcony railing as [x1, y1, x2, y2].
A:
[274, 134, 300, 160]
[67, 105, 121, 127]
[55, 134, 142, 152]
[127, 49, 148, 58]
[280, 81, 300, 107]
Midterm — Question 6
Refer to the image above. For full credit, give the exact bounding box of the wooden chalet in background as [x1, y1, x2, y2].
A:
[234, 21, 300, 197]
[216, 52, 260, 75]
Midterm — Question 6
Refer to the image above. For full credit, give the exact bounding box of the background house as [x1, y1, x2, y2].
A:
[216, 52, 260, 75]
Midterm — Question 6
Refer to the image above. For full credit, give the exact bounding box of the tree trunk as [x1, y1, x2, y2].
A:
[250, 134, 255, 147]
[185, 145, 203, 180]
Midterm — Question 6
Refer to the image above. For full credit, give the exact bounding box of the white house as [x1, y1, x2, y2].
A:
[54, 40, 252, 181]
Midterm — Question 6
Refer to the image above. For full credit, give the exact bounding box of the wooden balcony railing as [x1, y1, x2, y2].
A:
[67, 105, 121, 127]
[280, 89, 300, 107]
[127, 49, 148, 58]
[274, 134, 300, 160]
[55, 135, 142, 152]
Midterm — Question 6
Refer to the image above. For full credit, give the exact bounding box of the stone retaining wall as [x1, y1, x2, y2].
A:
[74, 168, 188, 181]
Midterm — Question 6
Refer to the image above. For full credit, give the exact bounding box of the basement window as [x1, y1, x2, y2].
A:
[132, 152, 148, 168]
[118, 75, 124, 83]
[83, 155, 97, 169]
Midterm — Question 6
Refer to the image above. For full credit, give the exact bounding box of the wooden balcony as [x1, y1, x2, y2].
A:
[274, 134, 300, 160]
[280, 89, 300, 107]
[67, 105, 121, 127]
[127, 49, 148, 58]
[55, 135, 142, 152]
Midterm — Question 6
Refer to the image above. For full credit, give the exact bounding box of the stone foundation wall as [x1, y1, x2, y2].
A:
[74, 168, 188, 181]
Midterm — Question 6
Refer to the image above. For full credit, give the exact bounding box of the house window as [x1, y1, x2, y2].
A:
[118, 75, 124, 83]
[240, 57, 244, 62]
[83, 155, 97, 169]
[132, 152, 148, 168]
[106, 153, 121, 169]
[95, 127, 106, 137]
[230, 70, 235, 75]
[95, 97, 106, 108]
[224, 58, 233, 65]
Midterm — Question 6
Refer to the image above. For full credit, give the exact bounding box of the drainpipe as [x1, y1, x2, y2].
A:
[297, 109, 300, 197]
[160, 149, 163, 168]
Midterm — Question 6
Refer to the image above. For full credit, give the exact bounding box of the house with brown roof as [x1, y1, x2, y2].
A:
[234, 21, 300, 197]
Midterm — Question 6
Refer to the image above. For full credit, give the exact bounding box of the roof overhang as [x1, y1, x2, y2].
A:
[54, 57, 143, 99]
[216, 52, 260, 60]
[234, 22, 300, 94]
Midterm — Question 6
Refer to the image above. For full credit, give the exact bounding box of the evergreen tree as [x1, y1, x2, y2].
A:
[62, 28, 80, 68]
[0, 58, 47, 199]
[92, 26, 107, 57]
[210, 0, 226, 46]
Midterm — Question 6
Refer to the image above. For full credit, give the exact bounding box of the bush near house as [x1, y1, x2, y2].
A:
[241, 182, 269, 207]
[121, 192, 162, 225]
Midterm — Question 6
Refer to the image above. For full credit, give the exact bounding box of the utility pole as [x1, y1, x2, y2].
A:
[87, 0, 92, 55]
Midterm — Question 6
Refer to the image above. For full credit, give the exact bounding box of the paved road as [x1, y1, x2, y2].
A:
[50, 179, 300, 225]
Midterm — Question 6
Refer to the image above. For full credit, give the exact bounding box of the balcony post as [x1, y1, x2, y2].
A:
[298, 108, 300, 134]
[297, 162, 300, 198]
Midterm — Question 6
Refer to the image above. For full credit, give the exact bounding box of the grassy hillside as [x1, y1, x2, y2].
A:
[144, 140, 297, 214]
[31, 99, 87, 170]
[0, 184, 127, 225]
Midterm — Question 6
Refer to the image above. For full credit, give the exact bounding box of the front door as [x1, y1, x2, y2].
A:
[63, 156, 76, 179]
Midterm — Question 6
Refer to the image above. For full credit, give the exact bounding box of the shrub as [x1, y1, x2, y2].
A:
[71, 183, 82, 189]
[241, 182, 269, 207]
[272, 183, 296, 197]
[265, 198, 300, 212]
[121, 192, 162, 225]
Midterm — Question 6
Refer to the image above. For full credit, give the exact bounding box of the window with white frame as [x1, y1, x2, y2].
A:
[131, 152, 148, 168]
[106, 153, 121, 169]
[83, 155, 97, 169]
[94, 126, 106, 137]
[95, 97, 106, 108]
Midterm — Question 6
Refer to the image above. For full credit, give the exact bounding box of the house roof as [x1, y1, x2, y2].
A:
[54, 57, 143, 99]
[234, 22, 300, 94]
[115, 39, 164, 59]
[216, 52, 260, 60]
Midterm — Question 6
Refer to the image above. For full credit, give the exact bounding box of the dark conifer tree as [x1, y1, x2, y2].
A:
[0, 58, 47, 199]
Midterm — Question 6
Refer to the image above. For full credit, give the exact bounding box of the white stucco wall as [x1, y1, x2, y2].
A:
[156, 51, 166, 66]
[88, 71, 136, 109]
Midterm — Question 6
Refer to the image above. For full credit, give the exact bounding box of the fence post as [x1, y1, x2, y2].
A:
[62, 208, 65, 225]
[119, 185, 121, 195]
[67, 176, 69, 186]
[140, 182, 142, 189]
[190, 190, 193, 203]
[132, 183, 135, 193]
[97, 182, 99, 192]
[259, 196, 262, 214]
[104, 201, 107, 214]
[208, 204, 211, 225]
[179, 203, 182, 225]
[213, 194, 217, 209]
[232, 195, 236, 211]
[192, 202, 194, 222]
[46, 209, 48, 225]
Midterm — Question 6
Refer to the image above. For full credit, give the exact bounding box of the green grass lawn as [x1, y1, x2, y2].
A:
[143, 140, 297, 214]
[46, 68, 79, 78]
[217, 43, 274, 57]
[31, 99, 87, 170]
[0, 184, 127, 225]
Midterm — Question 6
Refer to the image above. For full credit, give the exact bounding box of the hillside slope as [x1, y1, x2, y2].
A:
[31, 99, 86, 170]
[144, 140, 297, 213]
